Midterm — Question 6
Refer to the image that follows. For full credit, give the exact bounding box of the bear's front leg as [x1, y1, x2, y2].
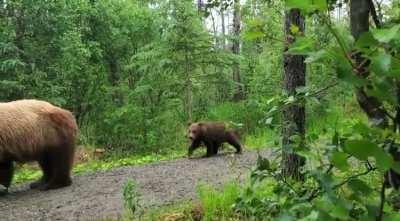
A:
[188, 140, 201, 158]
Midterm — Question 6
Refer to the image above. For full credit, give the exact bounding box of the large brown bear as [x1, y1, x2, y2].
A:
[0, 99, 78, 192]
[187, 122, 242, 157]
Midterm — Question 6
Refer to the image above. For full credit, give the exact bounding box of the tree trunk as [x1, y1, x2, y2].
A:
[107, 54, 123, 106]
[108, 56, 119, 87]
[197, 0, 203, 13]
[281, 8, 306, 180]
[232, 0, 243, 101]
[211, 11, 218, 47]
[185, 52, 193, 123]
[350, 0, 400, 191]
[220, 7, 226, 49]
[14, 5, 25, 61]
[350, 0, 387, 127]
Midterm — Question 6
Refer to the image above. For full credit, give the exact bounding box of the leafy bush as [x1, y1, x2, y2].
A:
[123, 179, 141, 218]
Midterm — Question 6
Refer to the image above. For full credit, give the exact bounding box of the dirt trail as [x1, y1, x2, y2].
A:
[0, 149, 273, 221]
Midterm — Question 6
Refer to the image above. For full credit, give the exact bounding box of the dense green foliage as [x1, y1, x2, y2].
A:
[2, 0, 400, 220]
[0, 0, 347, 153]
[0, 0, 276, 153]
[193, 1, 400, 221]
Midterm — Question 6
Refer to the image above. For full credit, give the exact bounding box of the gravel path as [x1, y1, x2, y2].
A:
[0, 149, 273, 221]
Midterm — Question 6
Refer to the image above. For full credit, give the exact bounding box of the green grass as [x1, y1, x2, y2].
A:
[245, 128, 278, 150]
[138, 201, 195, 221]
[197, 182, 241, 221]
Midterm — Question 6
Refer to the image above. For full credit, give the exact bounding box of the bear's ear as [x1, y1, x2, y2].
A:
[198, 122, 203, 127]
[187, 121, 193, 126]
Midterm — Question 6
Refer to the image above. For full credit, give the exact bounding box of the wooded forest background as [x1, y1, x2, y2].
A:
[0, 0, 357, 152]
[2, 0, 400, 220]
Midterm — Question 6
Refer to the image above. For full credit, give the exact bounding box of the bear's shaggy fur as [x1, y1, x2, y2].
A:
[0, 99, 78, 191]
[187, 122, 242, 157]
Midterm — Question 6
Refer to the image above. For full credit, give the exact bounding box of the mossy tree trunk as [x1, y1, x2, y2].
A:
[281, 8, 306, 180]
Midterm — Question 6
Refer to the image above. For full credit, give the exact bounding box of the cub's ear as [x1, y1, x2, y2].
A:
[198, 122, 203, 126]
[187, 121, 193, 126]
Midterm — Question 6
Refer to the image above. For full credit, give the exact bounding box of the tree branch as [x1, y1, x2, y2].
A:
[368, 0, 382, 28]
[333, 167, 377, 189]
[307, 167, 377, 202]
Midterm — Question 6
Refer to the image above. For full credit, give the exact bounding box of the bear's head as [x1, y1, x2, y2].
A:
[188, 122, 203, 141]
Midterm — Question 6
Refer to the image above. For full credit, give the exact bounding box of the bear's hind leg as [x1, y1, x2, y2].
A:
[30, 155, 53, 189]
[0, 160, 14, 189]
[204, 141, 214, 157]
[227, 132, 242, 154]
[212, 142, 221, 155]
[40, 143, 74, 190]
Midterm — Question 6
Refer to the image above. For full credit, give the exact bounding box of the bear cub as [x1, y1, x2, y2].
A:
[187, 122, 242, 157]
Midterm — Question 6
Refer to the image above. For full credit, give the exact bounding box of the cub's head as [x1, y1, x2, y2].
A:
[188, 122, 203, 141]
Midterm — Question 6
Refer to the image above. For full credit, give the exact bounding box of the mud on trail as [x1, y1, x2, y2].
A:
[0, 150, 273, 221]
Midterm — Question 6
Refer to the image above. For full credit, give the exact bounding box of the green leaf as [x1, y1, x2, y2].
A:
[290, 134, 302, 144]
[278, 213, 295, 221]
[286, 0, 327, 12]
[330, 47, 365, 86]
[285, 0, 309, 11]
[384, 213, 400, 221]
[347, 178, 373, 195]
[299, 210, 319, 221]
[256, 155, 270, 171]
[391, 161, 400, 174]
[332, 131, 339, 146]
[288, 37, 314, 55]
[243, 30, 264, 40]
[389, 58, 400, 76]
[355, 32, 379, 49]
[290, 24, 300, 34]
[330, 151, 349, 171]
[315, 196, 350, 220]
[371, 52, 392, 75]
[366, 81, 397, 106]
[265, 117, 273, 125]
[352, 122, 370, 136]
[313, 171, 335, 192]
[372, 25, 400, 43]
[305, 50, 328, 63]
[373, 147, 393, 171]
[343, 140, 378, 161]
[344, 140, 393, 170]
[330, 203, 349, 220]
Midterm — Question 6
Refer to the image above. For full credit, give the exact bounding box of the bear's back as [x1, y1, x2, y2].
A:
[0, 100, 69, 161]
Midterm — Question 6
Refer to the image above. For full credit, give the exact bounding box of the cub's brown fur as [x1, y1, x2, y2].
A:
[0, 99, 78, 191]
[187, 122, 242, 157]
